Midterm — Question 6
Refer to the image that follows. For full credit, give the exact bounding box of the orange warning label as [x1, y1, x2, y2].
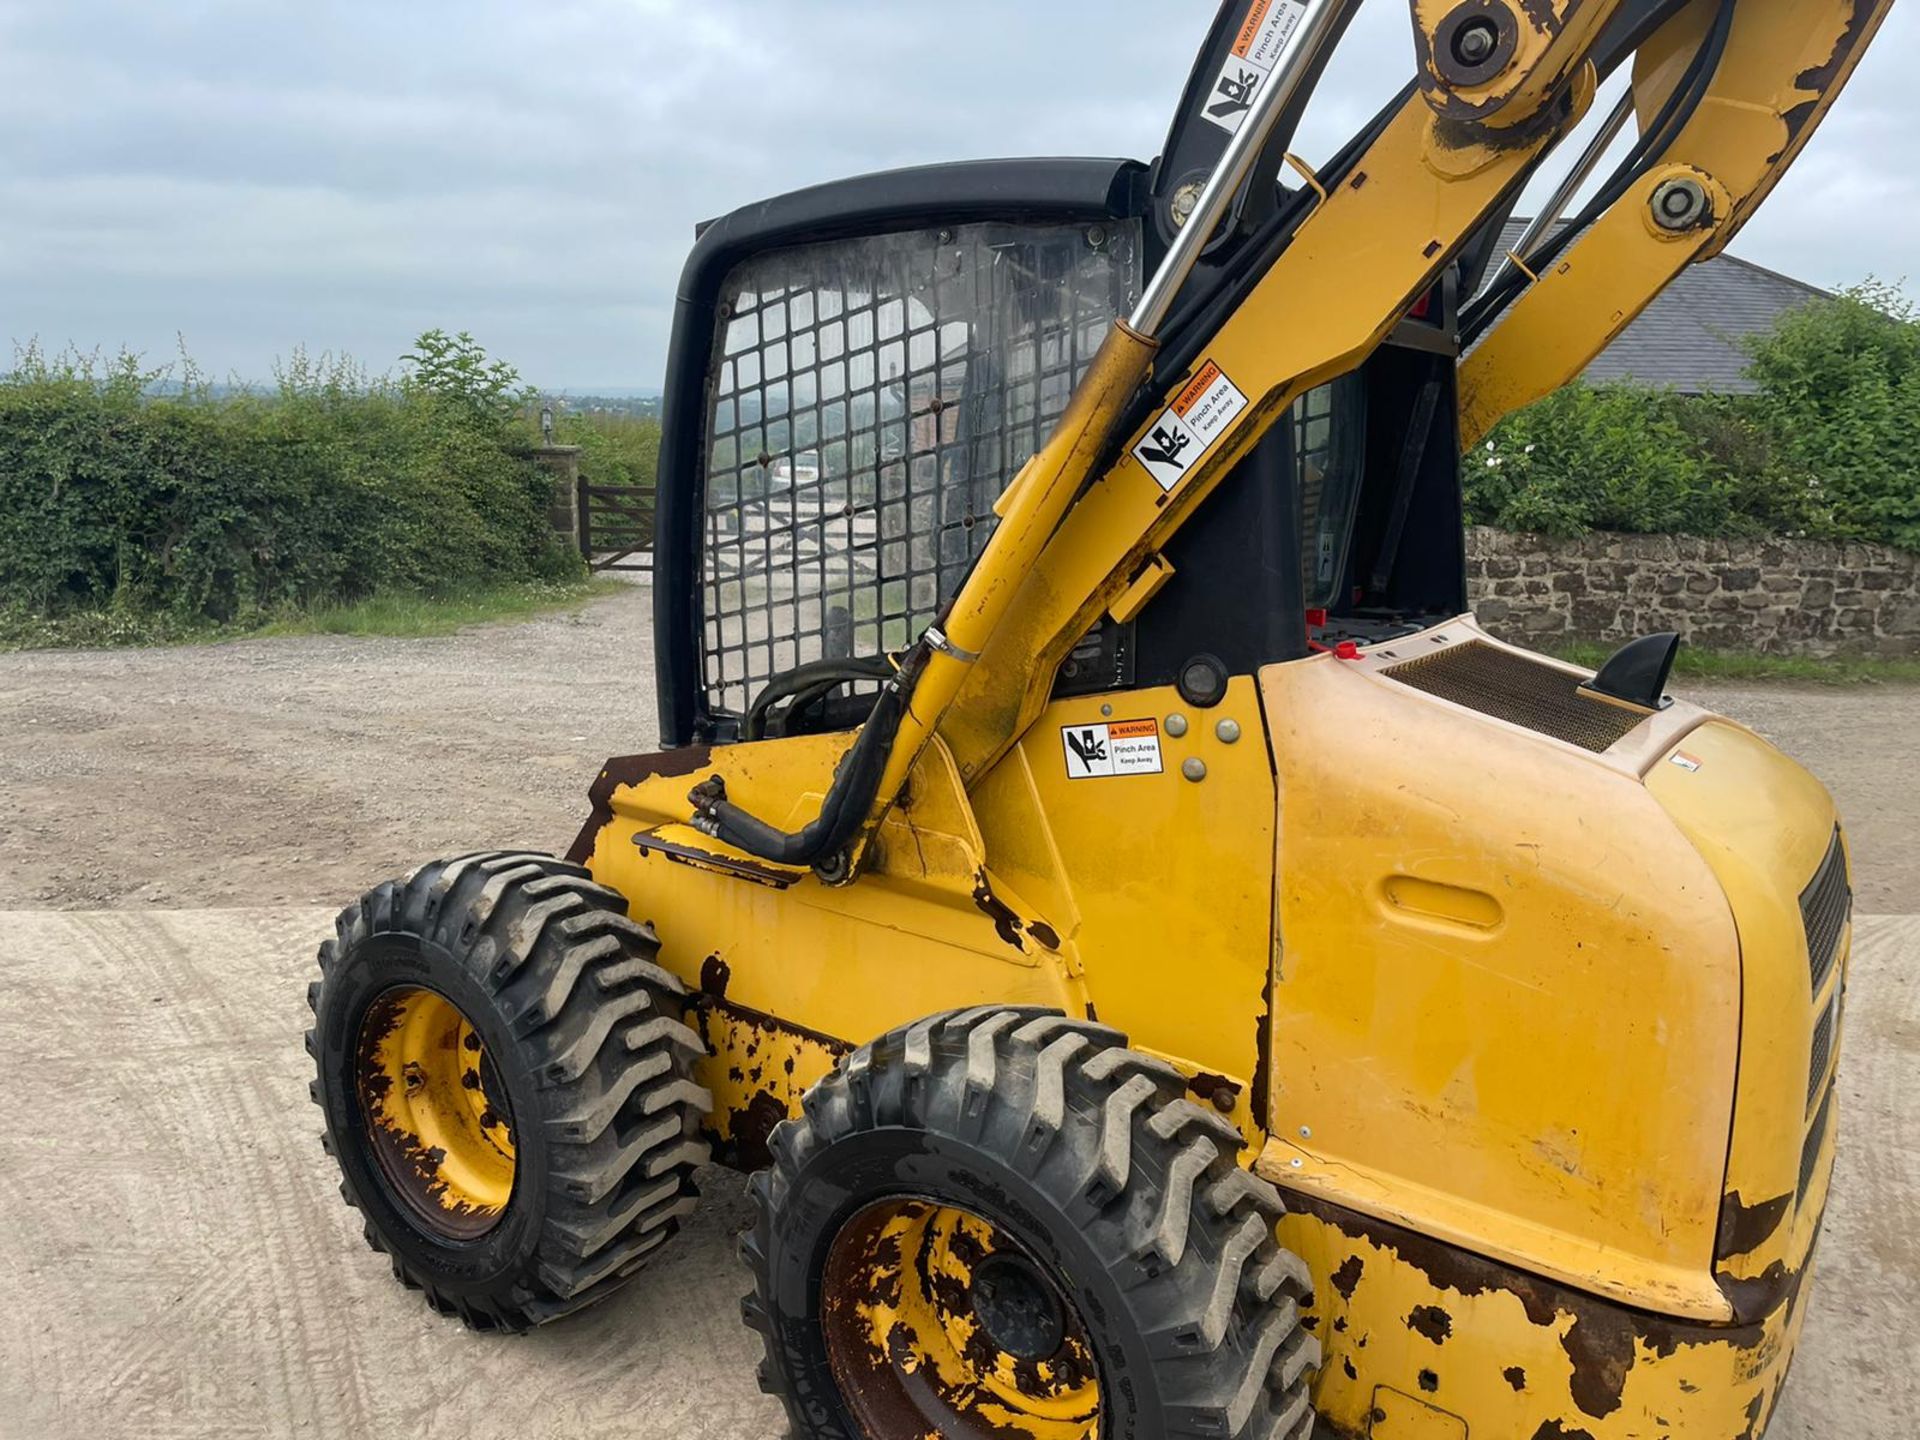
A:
[1061, 718, 1164, 778]
[1173, 361, 1225, 415]
[1235, 0, 1305, 70]
[1131, 360, 1249, 492]
[1234, 0, 1276, 56]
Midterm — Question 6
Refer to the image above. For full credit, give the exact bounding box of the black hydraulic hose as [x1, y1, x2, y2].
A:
[743, 655, 896, 741]
[762, 676, 852, 736]
[1460, 0, 1736, 345]
[690, 647, 927, 868]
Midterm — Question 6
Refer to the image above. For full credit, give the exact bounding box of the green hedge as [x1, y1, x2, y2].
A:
[1468, 283, 1920, 551]
[0, 332, 581, 626]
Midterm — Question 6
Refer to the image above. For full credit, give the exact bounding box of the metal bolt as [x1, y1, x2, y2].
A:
[1650, 176, 1711, 232]
[1086, 225, 1107, 249]
[1453, 16, 1499, 66]
[1100, 703, 1113, 718]
[1170, 182, 1205, 229]
[936, 228, 954, 246]
[1182, 757, 1208, 783]
[1215, 718, 1241, 744]
[1165, 713, 1189, 738]
[1290, 1157, 1304, 1169]
[1299, 1125, 1312, 1139]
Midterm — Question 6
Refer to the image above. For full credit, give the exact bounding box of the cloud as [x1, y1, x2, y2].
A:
[0, 0, 1910, 387]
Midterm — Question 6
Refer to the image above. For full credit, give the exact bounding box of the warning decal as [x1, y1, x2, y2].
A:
[1131, 361, 1250, 492]
[1201, 0, 1308, 134]
[1061, 718, 1165, 779]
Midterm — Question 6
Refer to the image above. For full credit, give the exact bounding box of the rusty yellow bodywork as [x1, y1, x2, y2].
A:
[563, 0, 1874, 1431]
[572, 618, 1844, 1438]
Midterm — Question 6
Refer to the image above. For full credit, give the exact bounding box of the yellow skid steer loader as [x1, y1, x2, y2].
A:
[305, 0, 1887, 1434]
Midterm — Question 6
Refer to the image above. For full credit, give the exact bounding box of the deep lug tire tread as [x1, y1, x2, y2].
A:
[307, 851, 710, 1333]
[743, 1006, 1319, 1439]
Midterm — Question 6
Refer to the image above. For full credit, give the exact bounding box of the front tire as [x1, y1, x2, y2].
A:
[306, 851, 710, 1331]
[742, 1006, 1319, 1439]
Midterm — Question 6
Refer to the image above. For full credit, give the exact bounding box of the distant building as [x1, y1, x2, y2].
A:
[1488, 219, 1828, 395]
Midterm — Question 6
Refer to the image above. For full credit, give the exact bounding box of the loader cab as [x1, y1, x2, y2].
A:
[652, 158, 1474, 748]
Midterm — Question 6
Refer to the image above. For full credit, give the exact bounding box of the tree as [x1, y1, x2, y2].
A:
[1743, 281, 1920, 550]
[400, 330, 524, 420]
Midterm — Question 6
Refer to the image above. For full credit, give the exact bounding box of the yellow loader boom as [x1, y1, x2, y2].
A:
[306, 3, 1886, 1437]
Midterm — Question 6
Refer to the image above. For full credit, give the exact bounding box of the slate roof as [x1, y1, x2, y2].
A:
[1486, 219, 1829, 394]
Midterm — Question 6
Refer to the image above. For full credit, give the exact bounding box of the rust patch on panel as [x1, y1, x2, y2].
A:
[632, 827, 798, 888]
[969, 868, 1064, 954]
[970, 869, 1026, 950]
[1186, 1070, 1244, 1112]
[1561, 1313, 1635, 1419]
[1286, 1188, 1819, 1431]
[1332, 1254, 1365, 1300]
[1408, 1304, 1454, 1343]
[1717, 1188, 1791, 1261]
[1779, 0, 1881, 154]
[566, 744, 713, 862]
[691, 994, 851, 1171]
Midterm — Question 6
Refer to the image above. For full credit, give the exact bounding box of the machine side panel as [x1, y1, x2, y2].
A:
[1257, 644, 1740, 1317]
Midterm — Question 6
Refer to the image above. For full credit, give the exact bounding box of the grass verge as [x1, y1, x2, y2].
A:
[1548, 641, 1920, 685]
[0, 577, 627, 652]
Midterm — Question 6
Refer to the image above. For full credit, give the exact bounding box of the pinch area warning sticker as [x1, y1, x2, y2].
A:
[1062, 718, 1164, 779]
[1201, 0, 1309, 134]
[1131, 360, 1250, 492]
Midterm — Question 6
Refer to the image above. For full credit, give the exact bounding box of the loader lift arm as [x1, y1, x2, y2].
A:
[1455, 0, 1893, 446]
[685, 0, 1892, 875]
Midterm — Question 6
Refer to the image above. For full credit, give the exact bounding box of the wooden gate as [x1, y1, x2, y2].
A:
[577, 479, 656, 573]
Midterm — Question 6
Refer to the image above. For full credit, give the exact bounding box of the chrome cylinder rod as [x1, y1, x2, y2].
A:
[1128, 0, 1357, 338]
[1487, 87, 1636, 293]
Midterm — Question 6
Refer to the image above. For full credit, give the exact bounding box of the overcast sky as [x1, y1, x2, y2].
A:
[1, 1, 1912, 391]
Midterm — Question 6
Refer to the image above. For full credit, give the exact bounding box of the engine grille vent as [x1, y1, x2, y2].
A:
[1801, 828, 1851, 996]
[1381, 641, 1649, 753]
[1798, 1089, 1833, 1206]
[1807, 991, 1837, 1112]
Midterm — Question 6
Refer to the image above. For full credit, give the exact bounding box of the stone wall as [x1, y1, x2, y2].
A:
[1465, 527, 1920, 658]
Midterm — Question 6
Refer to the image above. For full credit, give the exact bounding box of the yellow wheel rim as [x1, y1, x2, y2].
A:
[354, 985, 516, 1238]
[821, 1198, 1100, 1439]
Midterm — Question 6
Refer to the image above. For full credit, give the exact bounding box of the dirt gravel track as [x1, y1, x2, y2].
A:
[0, 581, 1913, 910]
[1, 583, 1916, 1440]
[0, 908, 1911, 1440]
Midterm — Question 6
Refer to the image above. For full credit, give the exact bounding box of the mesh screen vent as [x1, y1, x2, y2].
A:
[1381, 641, 1648, 753]
[698, 220, 1140, 717]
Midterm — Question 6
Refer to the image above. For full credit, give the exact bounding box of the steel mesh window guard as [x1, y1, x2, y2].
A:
[699, 220, 1141, 718]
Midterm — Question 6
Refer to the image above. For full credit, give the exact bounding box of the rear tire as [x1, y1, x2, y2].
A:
[742, 1006, 1320, 1439]
[306, 851, 710, 1332]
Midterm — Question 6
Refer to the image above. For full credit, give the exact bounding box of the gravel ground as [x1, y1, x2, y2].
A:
[1, 908, 1911, 1440]
[0, 580, 1912, 909]
[1, 584, 1914, 1439]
